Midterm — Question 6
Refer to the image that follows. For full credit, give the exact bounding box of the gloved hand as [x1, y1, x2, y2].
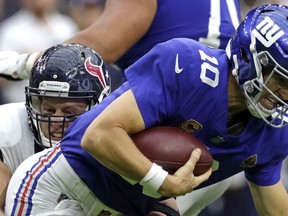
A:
[0, 51, 40, 80]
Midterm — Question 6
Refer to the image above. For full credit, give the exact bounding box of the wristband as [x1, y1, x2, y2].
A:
[140, 163, 168, 198]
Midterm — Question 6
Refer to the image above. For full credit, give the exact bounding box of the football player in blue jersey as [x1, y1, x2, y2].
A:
[0, 1, 242, 215]
[5, 4, 288, 216]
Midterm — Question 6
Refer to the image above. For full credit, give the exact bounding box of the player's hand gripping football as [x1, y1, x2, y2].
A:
[158, 148, 212, 197]
[0, 51, 40, 80]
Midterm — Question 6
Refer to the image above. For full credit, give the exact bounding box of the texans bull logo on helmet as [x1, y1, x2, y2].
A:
[85, 57, 108, 89]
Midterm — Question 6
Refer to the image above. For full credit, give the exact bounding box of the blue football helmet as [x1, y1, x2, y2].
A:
[26, 43, 111, 148]
[227, 4, 288, 128]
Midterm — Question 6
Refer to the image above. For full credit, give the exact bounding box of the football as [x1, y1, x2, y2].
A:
[132, 126, 213, 176]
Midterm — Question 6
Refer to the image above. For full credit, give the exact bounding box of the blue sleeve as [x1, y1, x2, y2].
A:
[245, 159, 283, 186]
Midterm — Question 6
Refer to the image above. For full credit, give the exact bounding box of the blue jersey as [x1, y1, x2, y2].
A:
[115, 0, 240, 69]
[61, 38, 288, 215]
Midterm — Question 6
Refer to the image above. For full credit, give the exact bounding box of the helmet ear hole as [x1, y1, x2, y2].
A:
[262, 66, 274, 77]
[80, 52, 86, 62]
[260, 9, 274, 14]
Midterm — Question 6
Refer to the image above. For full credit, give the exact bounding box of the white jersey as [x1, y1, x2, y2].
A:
[2, 102, 232, 215]
[0, 102, 34, 172]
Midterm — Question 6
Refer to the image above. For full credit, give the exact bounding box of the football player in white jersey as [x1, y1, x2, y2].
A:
[0, 43, 111, 214]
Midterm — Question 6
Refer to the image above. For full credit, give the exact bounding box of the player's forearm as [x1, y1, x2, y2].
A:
[0, 161, 12, 210]
[65, 0, 156, 63]
[82, 124, 152, 181]
[81, 89, 149, 182]
[248, 181, 288, 216]
[82, 126, 171, 199]
[81, 89, 211, 198]
[82, 127, 211, 198]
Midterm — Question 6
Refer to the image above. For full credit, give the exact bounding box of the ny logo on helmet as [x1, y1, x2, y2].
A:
[252, 16, 284, 47]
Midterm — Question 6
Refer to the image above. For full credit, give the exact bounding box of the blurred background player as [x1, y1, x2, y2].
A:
[0, 43, 111, 214]
[0, 0, 241, 80]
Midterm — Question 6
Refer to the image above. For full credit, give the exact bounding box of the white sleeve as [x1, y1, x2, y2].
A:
[0, 103, 25, 147]
[37, 199, 85, 216]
